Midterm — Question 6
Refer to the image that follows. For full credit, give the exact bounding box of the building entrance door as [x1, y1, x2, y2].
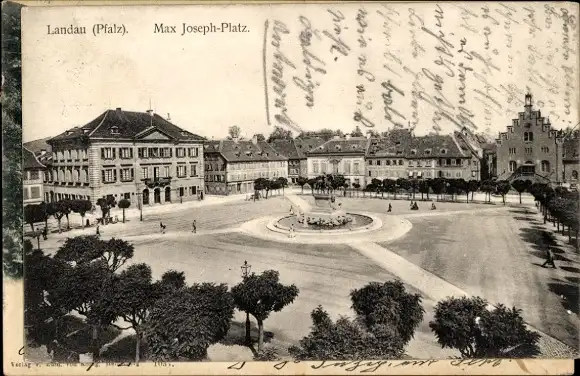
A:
[165, 187, 171, 202]
[154, 188, 161, 204]
[142, 189, 150, 205]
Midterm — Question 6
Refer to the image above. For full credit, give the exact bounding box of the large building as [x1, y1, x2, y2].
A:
[495, 94, 563, 183]
[306, 135, 370, 187]
[23, 147, 46, 205]
[366, 128, 482, 183]
[269, 137, 325, 184]
[562, 130, 579, 184]
[203, 136, 288, 195]
[45, 108, 205, 206]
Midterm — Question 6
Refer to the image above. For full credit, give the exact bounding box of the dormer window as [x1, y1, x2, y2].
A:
[66, 130, 74, 135]
[180, 131, 189, 136]
[110, 126, 120, 135]
[351, 145, 357, 149]
[395, 141, 401, 146]
[410, 149, 417, 155]
[245, 151, 251, 156]
[335, 145, 341, 150]
[82, 128, 90, 134]
[440, 148, 447, 154]
[424, 149, 431, 155]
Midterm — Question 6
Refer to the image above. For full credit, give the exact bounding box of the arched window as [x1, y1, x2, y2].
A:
[80, 169, 87, 183]
[72, 169, 79, 182]
[64, 150, 70, 160]
[524, 132, 534, 142]
[59, 169, 65, 181]
[509, 161, 517, 172]
[541, 160, 550, 172]
[572, 170, 579, 180]
[65, 170, 71, 182]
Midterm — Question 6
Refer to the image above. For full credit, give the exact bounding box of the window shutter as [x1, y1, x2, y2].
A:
[130, 148, 134, 158]
[102, 170, 106, 182]
[101, 148, 105, 159]
[113, 148, 117, 159]
[131, 168, 135, 179]
[114, 169, 117, 181]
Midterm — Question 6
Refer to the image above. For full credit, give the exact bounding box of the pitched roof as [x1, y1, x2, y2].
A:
[367, 133, 467, 159]
[307, 137, 370, 156]
[23, 137, 52, 154]
[23, 147, 46, 170]
[49, 109, 204, 143]
[204, 139, 288, 162]
[268, 138, 326, 159]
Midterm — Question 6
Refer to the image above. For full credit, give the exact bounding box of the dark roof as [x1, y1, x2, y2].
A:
[23, 147, 45, 170]
[49, 109, 204, 143]
[269, 138, 325, 159]
[23, 137, 52, 154]
[204, 139, 288, 162]
[307, 137, 370, 156]
[367, 133, 467, 159]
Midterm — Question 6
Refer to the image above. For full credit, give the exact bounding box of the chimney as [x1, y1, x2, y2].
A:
[345, 134, 351, 140]
[146, 109, 154, 117]
[167, 113, 171, 121]
[252, 135, 258, 145]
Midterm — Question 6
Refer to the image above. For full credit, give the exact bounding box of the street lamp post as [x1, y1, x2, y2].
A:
[33, 228, 42, 250]
[240, 260, 252, 345]
[136, 182, 143, 222]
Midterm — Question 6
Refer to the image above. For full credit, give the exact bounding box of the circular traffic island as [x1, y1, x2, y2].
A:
[276, 213, 374, 233]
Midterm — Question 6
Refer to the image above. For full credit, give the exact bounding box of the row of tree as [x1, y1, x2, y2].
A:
[230, 125, 377, 144]
[253, 177, 288, 199]
[24, 197, 132, 234]
[528, 182, 579, 247]
[292, 174, 516, 204]
[25, 235, 299, 364]
[26, 234, 542, 363]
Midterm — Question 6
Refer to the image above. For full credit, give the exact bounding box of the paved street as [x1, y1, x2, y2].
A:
[35, 193, 579, 359]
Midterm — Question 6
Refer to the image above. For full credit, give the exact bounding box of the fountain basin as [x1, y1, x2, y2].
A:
[269, 212, 382, 235]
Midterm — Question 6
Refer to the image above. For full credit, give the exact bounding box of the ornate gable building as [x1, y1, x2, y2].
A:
[203, 136, 288, 195]
[495, 94, 563, 183]
[46, 108, 205, 206]
[562, 130, 579, 185]
[23, 147, 46, 205]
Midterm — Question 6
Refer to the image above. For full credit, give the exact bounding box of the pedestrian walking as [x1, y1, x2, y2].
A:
[541, 248, 557, 268]
[160, 221, 166, 234]
[387, 203, 392, 213]
[192, 220, 197, 234]
[42, 226, 48, 240]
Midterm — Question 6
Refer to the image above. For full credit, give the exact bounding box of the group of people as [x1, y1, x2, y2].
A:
[386, 201, 437, 213]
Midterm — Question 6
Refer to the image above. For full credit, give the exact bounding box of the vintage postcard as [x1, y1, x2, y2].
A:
[3, 0, 579, 375]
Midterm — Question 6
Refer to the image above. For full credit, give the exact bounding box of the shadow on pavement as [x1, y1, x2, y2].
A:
[219, 320, 274, 347]
[547, 281, 579, 315]
[100, 334, 146, 362]
[559, 266, 580, 274]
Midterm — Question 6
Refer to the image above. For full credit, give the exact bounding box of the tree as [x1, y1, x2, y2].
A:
[351, 125, 364, 137]
[118, 199, 131, 223]
[350, 280, 424, 345]
[453, 179, 468, 202]
[55, 235, 134, 272]
[307, 178, 318, 194]
[396, 178, 410, 198]
[227, 125, 242, 140]
[276, 177, 288, 195]
[419, 179, 430, 200]
[429, 296, 540, 358]
[480, 180, 497, 203]
[253, 133, 266, 142]
[155, 270, 186, 294]
[289, 306, 404, 360]
[409, 178, 420, 200]
[467, 180, 480, 202]
[60, 199, 73, 229]
[496, 180, 511, 205]
[70, 199, 92, 227]
[296, 176, 308, 194]
[430, 178, 446, 200]
[102, 238, 135, 272]
[24, 203, 47, 232]
[46, 201, 68, 233]
[231, 270, 299, 351]
[382, 179, 396, 199]
[145, 283, 235, 361]
[96, 196, 116, 220]
[267, 126, 293, 142]
[511, 179, 532, 204]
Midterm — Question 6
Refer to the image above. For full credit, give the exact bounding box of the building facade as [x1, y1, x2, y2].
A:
[365, 129, 480, 183]
[45, 108, 205, 206]
[306, 136, 370, 187]
[269, 138, 324, 183]
[495, 94, 563, 183]
[23, 147, 46, 205]
[203, 136, 288, 195]
[562, 131, 579, 184]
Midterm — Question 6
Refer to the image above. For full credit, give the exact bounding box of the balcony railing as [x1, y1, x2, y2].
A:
[141, 177, 172, 188]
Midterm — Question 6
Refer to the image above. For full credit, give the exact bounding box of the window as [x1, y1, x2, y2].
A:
[138, 147, 148, 158]
[456, 159, 462, 165]
[71, 150, 78, 160]
[101, 147, 114, 159]
[524, 132, 534, 142]
[189, 186, 197, 195]
[425, 160, 432, 167]
[119, 147, 133, 159]
[353, 162, 360, 174]
[455, 172, 461, 178]
[23, 188, 29, 200]
[398, 160, 403, 165]
[30, 187, 41, 199]
[188, 147, 199, 157]
[425, 149, 431, 155]
[344, 162, 351, 174]
[190, 163, 198, 176]
[162, 147, 172, 158]
[177, 165, 187, 177]
[472, 171, 476, 178]
[313, 162, 319, 174]
[410, 149, 417, 155]
[124, 193, 131, 200]
[120, 168, 134, 182]
[525, 147, 533, 154]
[153, 167, 160, 179]
[29, 170, 40, 180]
[408, 161, 414, 167]
[141, 167, 149, 179]
[176, 148, 186, 158]
[148, 148, 159, 158]
[509, 161, 517, 172]
[440, 148, 447, 154]
[541, 146, 550, 153]
[64, 150, 71, 160]
[416, 160, 422, 167]
[376, 160, 381, 166]
[102, 169, 116, 183]
[386, 160, 391, 166]
[368, 160, 373, 166]
[572, 170, 579, 180]
[541, 160, 550, 172]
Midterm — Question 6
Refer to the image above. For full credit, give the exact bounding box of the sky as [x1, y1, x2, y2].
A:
[22, 3, 579, 142]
